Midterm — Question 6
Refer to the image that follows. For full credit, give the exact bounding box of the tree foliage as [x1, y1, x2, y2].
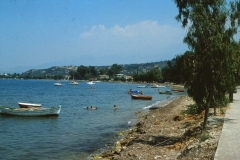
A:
[133, 66, 163, 82]
[76, 65, 98, 80]
[162, 52, 194, 83]
[108, 64, 123, 77]
[174, 0, 240, 129]
[98, 68, 108, 75]
[70, 64, 123, 80]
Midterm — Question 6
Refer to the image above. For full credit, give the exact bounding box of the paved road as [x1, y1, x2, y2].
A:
[214, 88, 240, 160]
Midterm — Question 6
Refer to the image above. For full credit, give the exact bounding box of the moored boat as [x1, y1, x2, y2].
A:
[87, 81, 95, 85]
[137, 85, 148, 88]
[18, 102, 42, 108]
[151, 84, 166, 88]
[70, 81, 78, 85]
[0, 105, 61, 116]
[131, 94, 152, 100]
[54, 82, 63, 86]
[172, 88, 185, 92]
[158, 89, 172, 95]
[128, 89, 143, 94]
[70, 77, 78, 85]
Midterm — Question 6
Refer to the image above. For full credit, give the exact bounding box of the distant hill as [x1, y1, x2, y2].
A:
[120, 61, 170, 75]
[21, 60, 172, 77]
[22, 66, 78, 77]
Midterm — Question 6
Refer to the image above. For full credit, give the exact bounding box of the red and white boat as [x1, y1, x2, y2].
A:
[18, 102, 42, 108]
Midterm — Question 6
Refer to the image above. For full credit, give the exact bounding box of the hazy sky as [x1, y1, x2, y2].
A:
[0, 0, 189, 73]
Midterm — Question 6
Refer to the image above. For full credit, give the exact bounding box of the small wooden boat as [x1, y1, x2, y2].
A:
[172, 88, 185, 92]
[128, 89, 143, 94]
[151, 84, 166, 88]
[18, 102, 42, 108]
[0, 105, 61, 116]
[131, 94, 152, 100]
[137, 85, 148, 88]
[158, 89, 172, 95]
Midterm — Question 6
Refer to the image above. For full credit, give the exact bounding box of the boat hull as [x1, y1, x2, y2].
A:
[128, 90, 143, 94]
[87, 82, 95, 85]
[137, 85, 148, 88]
[151, 84, 166, 88]
[131, 94, 152, 100]
[0, 106, 61, 116]
[158, 90, 172, 95]
[172, 88, 185, 92]
[54, 83, 63, 86]
[70, 81, 78, 85]
[18, 102, 42, 108]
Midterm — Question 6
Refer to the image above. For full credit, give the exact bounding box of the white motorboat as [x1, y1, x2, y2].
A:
[137, 85, 148, 88]
[151, 84, 166, 88]
[70, 81, 78, 85]
[54, 82, 63, 86]
[0, 105, 61, 116]
[87, 81, 95, 85]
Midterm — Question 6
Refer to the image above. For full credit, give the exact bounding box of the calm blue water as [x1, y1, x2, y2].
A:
[0, 80, 185, 160]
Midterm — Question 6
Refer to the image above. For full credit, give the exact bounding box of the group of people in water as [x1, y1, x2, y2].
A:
[86, 106, 98, 110]
[87, 88, 144, 111]
[87, 86, 118, 110]
[86, 89, 141, 110]
[86, 105, 118, 110]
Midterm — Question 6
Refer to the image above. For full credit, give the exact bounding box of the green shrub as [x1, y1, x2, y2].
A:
[181, 104, 204, 115]
[197, 133, 210, 142]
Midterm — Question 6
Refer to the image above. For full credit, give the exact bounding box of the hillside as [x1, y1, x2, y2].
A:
[22, 66, 78, 77]
[21, 60, 172, 77]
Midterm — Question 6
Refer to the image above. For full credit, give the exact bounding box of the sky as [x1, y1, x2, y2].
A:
[0, 0, 190, 73]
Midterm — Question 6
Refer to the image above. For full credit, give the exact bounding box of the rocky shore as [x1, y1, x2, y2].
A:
[92, 94, 226, 160]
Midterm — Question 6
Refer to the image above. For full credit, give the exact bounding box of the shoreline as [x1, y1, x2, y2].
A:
[92, 94, 225, 160]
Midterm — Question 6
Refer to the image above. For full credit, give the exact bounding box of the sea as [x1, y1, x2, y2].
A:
[0, 79, 185, 160]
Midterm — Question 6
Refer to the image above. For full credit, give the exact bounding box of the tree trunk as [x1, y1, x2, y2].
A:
[213, 95, 216, 116]
[229, 91, 234, 103]
[203, 91, 213, 129]
[213, 102, 216, 116]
